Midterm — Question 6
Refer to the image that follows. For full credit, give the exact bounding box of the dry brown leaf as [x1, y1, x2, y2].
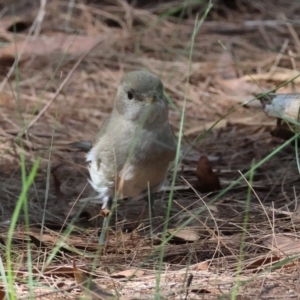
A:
[168, 228, 199, 242]
[184, 116, 272, 136]
[184, 119, 227, 136]
[216, 77, 263, 96]
[43, 265, 77, 276]
[29, 231, 86, 245]
[73, 259, 116, 300]
[0, 93, 14, 107]
[245, 255, 282, 270]
[195, 155, 221, 193]
[217, 47, 237, 80]
[241, 69, 300, 82]
[216, 49, 265, 96]
[111, 269, 144, 278]
[264, 235, 300, 255]
[9, 229, 99, 252]
[18, 265, 79, 277]
[0, 288, 5, 300]
[0, 33, 104, 62]
[189, 261, 209, 271]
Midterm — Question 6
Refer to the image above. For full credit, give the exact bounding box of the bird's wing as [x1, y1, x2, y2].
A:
[68, 116, 112, 153]
[93, 115, 112, 144]
[69, 140, 93, 152]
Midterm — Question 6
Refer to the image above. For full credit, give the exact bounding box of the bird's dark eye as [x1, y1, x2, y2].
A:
[127, 91, 134, 100]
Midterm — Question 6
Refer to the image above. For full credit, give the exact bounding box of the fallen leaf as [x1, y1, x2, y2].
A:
[0, 288, 5, 300]
[241, 69, 300, 82]
[189, 261, 209, 271]
[18, 265, 78, 277]
[111, 269, 144, 278]
[43, 265, 76, 276]
[184, 119, 227, 136]
[264, 235, 300, 255]
[217, 46, 237, 80]
[73, 259, 116, 300]
[245, 255, 282, 270]
[168, 228, 199, 242]
[216, 76, 264, 96]
[0, 33, 104, 62]
[216, 49, 266, 97]
[8, 229, 100, 254]
[195, 155, 221, 193]
[0, 93, 14, 107]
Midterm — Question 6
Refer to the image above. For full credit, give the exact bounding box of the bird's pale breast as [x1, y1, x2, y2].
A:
[87, 118, 176, 201]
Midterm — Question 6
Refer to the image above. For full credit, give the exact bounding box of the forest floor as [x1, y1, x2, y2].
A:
[1, 1, 300, 299]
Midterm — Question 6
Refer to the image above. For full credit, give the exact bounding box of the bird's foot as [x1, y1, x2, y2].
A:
[99, 208, 110, 218]
[98, 208, 111, 245]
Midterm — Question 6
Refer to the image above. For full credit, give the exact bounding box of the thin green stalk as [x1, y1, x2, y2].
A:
[295, 133, 300, 175]
[0, 256, 9, 298]
[155, 2, 213, 298]
[231, 162, 255, 299]
[294, 106, 300, 174]
[147, 182, 154, 247]
[37, 98, 59, 272]
[5, 160, 39, 300]
[5, 23, 36, 298]
[20, 154, 34, 298]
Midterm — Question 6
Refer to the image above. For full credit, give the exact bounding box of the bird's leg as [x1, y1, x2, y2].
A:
[149, 194, 156, 219]
[98, 197, 113, 245]
[147, 193, 156, 235]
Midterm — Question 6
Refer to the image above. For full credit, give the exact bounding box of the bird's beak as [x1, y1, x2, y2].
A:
[144, 96, 156, 104]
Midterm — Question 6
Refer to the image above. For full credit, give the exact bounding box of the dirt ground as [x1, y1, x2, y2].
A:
[1, 0, 300, 299]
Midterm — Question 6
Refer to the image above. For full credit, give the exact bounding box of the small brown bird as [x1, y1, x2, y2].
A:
[81, 71, 177, 244]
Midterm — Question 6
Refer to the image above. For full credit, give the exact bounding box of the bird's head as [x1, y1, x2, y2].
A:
[114, 71, 168, 125]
